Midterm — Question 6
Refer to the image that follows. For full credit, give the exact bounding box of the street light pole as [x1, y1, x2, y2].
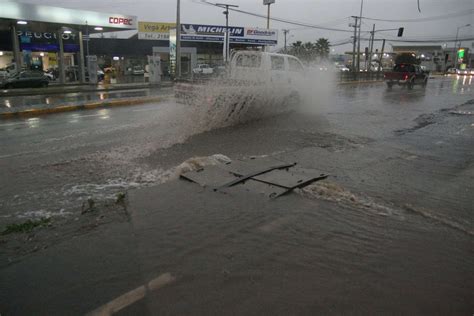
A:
[283, 29, 289, 53]
[263, 0, 275, 28]
[176, 0, 181, 79]
[267, 4, 271, 29]
[356, 0, 364, 73]
[216, 3, 239, 64]
[453, 24, 470, 69]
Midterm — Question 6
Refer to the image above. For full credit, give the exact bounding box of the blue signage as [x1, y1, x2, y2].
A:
[181, 24, 244, 37]
[179, 23, 277, 45]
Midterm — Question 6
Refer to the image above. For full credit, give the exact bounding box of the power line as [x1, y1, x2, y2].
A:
[362, 9, 474, 23]
[195, 0, 354, 33]
[360, 37, 474, 43]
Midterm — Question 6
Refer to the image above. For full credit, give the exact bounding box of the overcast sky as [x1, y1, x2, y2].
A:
[16, 0, 474, 53]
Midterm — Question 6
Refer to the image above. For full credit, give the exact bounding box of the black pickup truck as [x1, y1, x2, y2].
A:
[384, 63, 428, 89]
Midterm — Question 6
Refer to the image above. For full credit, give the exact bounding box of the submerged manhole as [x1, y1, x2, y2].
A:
[180, 157, 328, 198]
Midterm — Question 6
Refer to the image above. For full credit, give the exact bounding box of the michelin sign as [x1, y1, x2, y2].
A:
[138, 21, 278, 45]
[181, 24, 278, 45]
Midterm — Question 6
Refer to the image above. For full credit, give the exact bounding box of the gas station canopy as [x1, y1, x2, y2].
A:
[0, 1, 137, 33]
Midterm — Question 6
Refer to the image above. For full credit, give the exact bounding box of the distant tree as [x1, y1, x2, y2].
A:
[287, 38, 331, 63]
[315, 38, 330, 59]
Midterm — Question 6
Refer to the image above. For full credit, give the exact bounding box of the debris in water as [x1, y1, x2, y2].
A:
[1, 218, 51, 235]
[115, 192, 126, 204]
[81, 198, 96, 214]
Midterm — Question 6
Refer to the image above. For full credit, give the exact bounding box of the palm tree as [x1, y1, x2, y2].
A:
[291, 41, 303, 50]
[315, 38, 330, 59]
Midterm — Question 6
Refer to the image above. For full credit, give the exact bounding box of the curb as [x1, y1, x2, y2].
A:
[0, 96, 169, 119]
[0, 82, 174, 98]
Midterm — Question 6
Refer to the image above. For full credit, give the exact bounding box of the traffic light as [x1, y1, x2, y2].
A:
[397, 27, 404, 37]
[457, 48, 465, 59]
[365, 47, 369, 60]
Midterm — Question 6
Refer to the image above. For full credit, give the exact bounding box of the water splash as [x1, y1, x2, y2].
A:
[298, 180, 474, 236]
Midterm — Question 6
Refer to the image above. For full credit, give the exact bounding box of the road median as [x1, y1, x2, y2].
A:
[0, 95, 169, 119]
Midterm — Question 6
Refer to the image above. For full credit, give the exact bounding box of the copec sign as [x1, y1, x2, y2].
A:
[108, 17, 134, 26]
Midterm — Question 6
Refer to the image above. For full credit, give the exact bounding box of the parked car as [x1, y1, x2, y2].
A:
[132, 66, 145, 75]
[43, 71, 55, 81]
[97, 69, 105, 81]
[336, 64, 350, 72]
[0, 68, 9, 80]
[192, 64, 214, 75]
[456, 68, 470, 76]
[0, 71, 49, 89]
[85, 69, 105, 82]
[445, 67, 459, 75]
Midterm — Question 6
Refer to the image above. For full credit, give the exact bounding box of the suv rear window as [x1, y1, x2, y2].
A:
[235, 54, 261, 68]
[271, 56, 285, 70]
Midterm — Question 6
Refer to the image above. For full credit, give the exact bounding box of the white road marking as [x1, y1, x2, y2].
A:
[85, 272, 175, 316]
[86, 286, 146, 316]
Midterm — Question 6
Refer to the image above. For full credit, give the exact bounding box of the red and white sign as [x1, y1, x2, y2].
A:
[109, 17, 134, 26]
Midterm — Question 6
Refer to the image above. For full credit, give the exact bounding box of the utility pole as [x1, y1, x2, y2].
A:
[176, 0, 181, 79]
[356, 0, 364, 73]
[351, 16, 358, 73]
[283, 29, 289, 53]
[377, 39, 385, 75]
[85, 21, 90, 58]
[367, 23, 375, 71]
[216, 3, 239, 64]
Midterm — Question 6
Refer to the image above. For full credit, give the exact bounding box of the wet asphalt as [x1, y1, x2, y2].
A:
[0, 76, 473, 315]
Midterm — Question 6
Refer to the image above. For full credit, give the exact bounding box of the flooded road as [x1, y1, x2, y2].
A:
[0, 76, 473, 314]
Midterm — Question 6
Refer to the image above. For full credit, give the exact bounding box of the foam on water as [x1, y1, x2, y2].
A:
[62, 154, 232, 202]
[298, 180, 474, 236]
[15, 208, 72, 219]
[297, 180, 405, 218]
